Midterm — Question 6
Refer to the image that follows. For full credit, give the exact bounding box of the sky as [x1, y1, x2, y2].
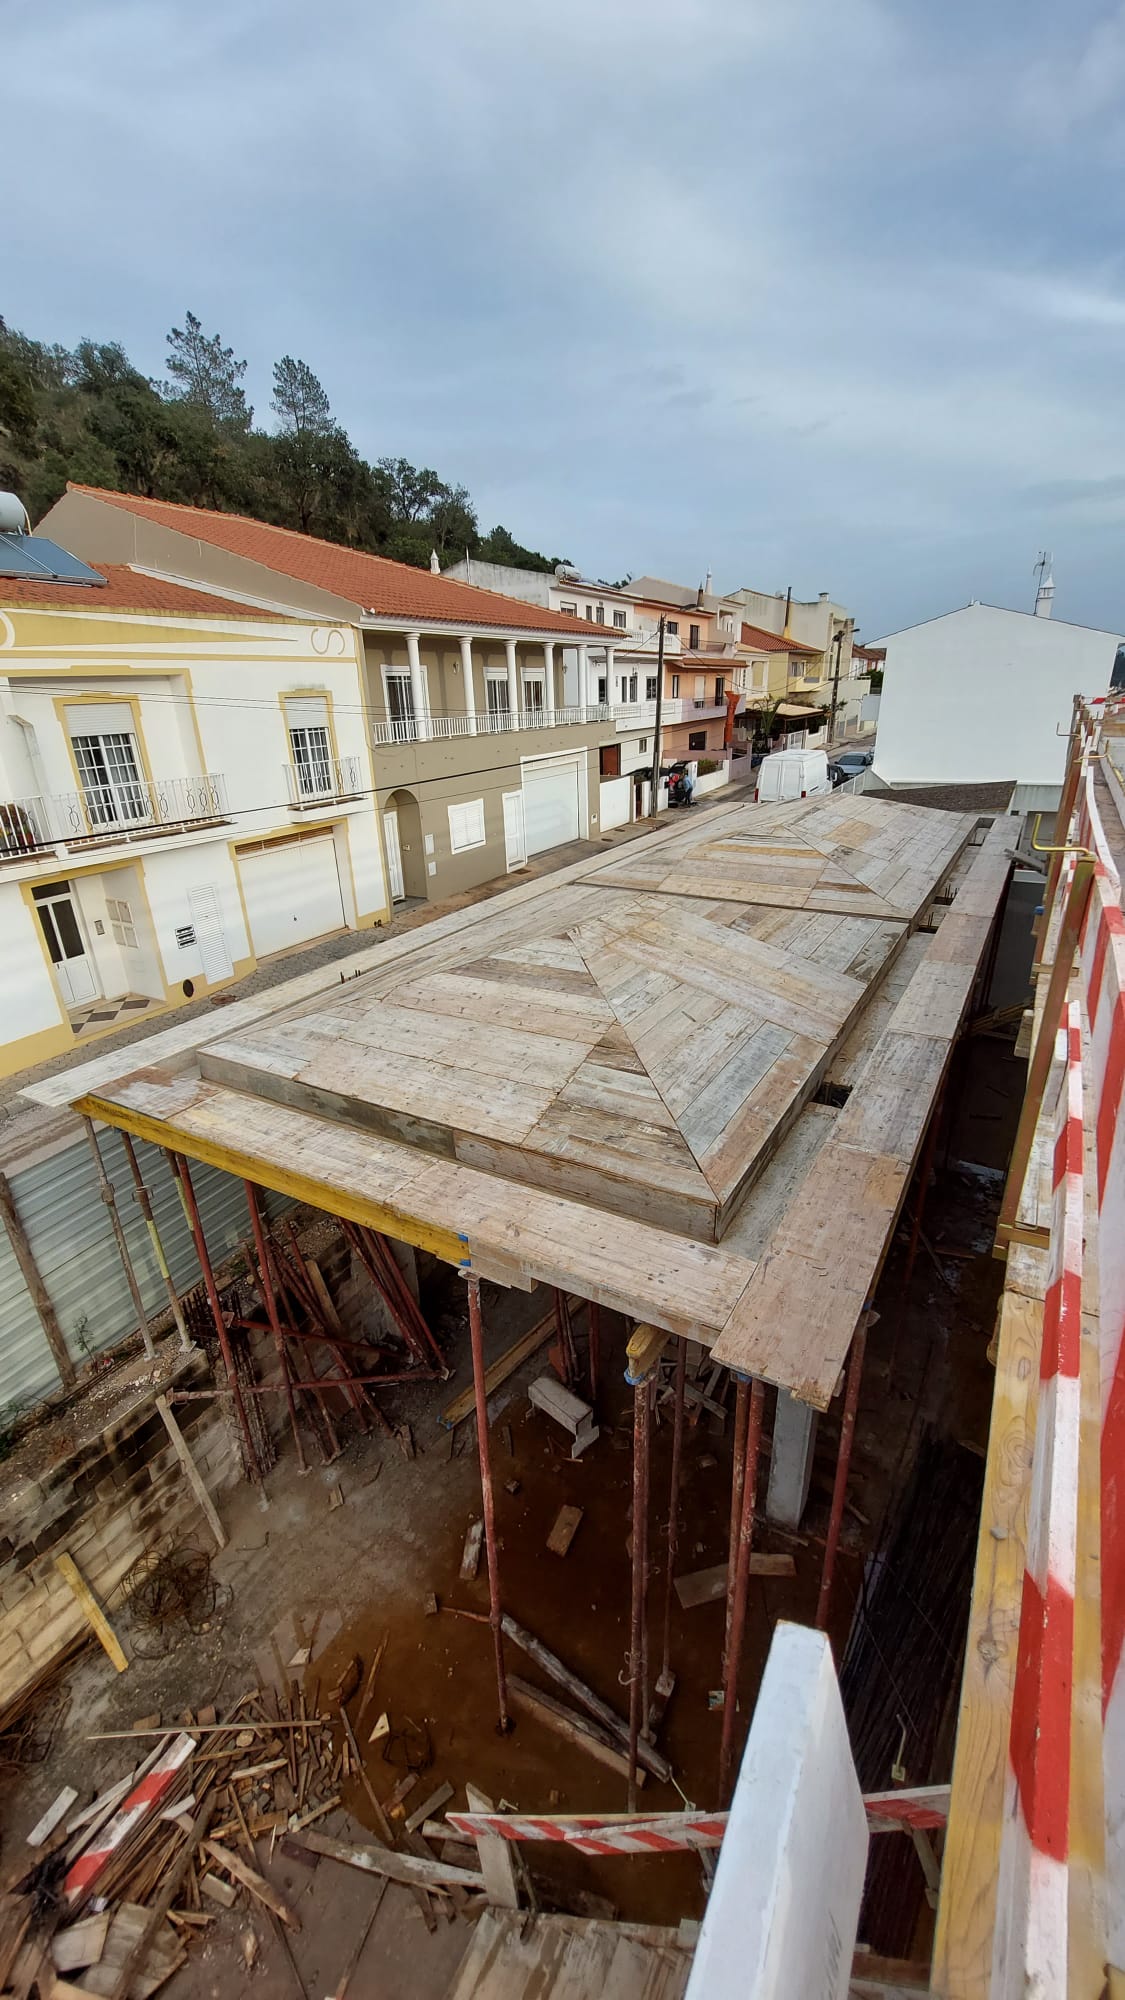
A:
[6, 0, 1125, 637]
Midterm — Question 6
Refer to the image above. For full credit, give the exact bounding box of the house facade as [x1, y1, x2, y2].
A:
[36, 486, 621, 908]
[729, 585, 859, 741]
[0, 563, 385, 1079]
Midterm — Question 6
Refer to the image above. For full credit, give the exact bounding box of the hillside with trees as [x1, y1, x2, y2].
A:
[0, 311, 566, 573]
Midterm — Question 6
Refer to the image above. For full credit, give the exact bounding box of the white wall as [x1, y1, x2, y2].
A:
[874, 604, 1123, 787]
[2, 884, 65, 1042]
[599, 774, 632, 830]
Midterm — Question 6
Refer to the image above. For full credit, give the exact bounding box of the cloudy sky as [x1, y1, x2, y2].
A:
[6, 0, 1125, 635]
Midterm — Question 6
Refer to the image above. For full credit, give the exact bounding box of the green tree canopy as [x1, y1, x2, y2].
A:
[165, 311, 252, 430]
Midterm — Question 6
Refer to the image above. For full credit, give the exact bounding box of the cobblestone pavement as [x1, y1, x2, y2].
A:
[0, 785, 746, 1124]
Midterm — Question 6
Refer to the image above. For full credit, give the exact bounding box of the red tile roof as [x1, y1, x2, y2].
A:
[739, 621, 819, 656]
[0, 563, 277, 618]
[65, 487, 608, 637]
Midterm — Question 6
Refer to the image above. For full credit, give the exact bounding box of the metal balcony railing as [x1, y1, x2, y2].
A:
[283, 753, 364, 806]
[0, 775, 229, 858]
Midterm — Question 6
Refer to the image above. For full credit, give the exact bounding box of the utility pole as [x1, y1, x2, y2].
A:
[648, 616, 666, 818]
[828, 627, 845, 747]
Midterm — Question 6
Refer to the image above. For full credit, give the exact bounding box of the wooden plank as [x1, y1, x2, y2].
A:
[293, 1829, 485, 1892]
[546, 1506, 584, 1557]
[50, 1914, 109, 1974]
[405, 1782, 454, 1836]
[28, 1787, 79, 1847]
[441, 1308, 560, 1428]
[154, 1395, 225, 1552]
[674, 1556, 795, 1609]
[204, 1841, 301, 1929]
[507, 1676, 646, 1783]
[460, 1521, 483, 1581]
[500, 1614, 671, 1782]
[53, 1555, 127, 1674]
[463, 1784, 519, 1911]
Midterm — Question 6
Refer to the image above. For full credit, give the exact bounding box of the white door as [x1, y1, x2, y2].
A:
[187, 885, 234, 982]
[503, 790, 526, 870]
[32, 882, 99, 1006]
[522, 757, 581, 856]
[239, 837, 346, 958]
[383, 811, 406, 901]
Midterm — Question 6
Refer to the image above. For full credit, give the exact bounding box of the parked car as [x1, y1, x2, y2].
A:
[827, 761, 850, 788]
[754, 747, 832, 803]
[832, 748, 874, 776]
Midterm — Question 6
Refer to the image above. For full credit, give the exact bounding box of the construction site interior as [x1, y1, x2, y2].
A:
[0, 780, 1081, 1998]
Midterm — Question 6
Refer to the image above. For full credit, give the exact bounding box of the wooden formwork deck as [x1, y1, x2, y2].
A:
[29, 796, 1013, 1410]
[445, 1910, 692, 2000]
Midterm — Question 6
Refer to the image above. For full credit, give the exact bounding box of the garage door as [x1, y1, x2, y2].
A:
[522, 756, 581, 857]
[238, 836, 345, 959]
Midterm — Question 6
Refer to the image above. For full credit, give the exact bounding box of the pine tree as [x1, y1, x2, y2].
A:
[165, 311, 252, 429]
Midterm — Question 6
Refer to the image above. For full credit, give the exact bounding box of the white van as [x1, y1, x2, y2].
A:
[754, 747, 831, 804]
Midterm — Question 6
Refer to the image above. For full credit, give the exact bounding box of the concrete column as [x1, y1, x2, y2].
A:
[578, 644, 591, 715]
[542, 641, 556, 718]
[459, 634, 477, 734]
[505, 639, 519, 725]
[605, 646, 616, 706]
[405, 630, 428, 741]
[765, 1390, 818, 1529]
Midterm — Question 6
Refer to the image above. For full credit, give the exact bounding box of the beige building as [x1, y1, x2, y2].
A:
[729, 586, 862, 739]
[38, 487, 620, 905]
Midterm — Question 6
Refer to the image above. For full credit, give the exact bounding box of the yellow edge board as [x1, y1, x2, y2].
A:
[74, 1093, 468, 1267]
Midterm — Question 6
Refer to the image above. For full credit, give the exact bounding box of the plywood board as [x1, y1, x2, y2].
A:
[448, 1909, 691, 2000]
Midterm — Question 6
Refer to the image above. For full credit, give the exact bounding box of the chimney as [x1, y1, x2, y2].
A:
[783, 586, 792, 639]
[704, 568, 713, 595]
[430, 549, 440, 574]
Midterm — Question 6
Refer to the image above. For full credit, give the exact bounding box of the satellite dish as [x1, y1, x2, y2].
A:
[0, 493, 31, 535]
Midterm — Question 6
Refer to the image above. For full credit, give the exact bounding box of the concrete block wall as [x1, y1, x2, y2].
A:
[0, 1354, 241, 1714]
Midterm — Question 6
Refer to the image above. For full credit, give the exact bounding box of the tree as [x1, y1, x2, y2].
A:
[476, 523, 561, 574]
[271, 356, 334, 440]
[165, 311, 252, 429]
[375, 456, 446, 522]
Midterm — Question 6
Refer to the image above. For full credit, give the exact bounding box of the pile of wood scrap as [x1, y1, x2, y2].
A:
[0, 1677, 349, 1997]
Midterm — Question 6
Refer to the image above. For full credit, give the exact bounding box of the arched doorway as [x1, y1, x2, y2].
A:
[383, 789, 427, 901]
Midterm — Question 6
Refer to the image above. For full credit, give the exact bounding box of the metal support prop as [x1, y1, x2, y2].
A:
[120, 1132, 190, 1350]
[465, 1271, 509, 1734]
[888, 1094, 943, 1385]
[718, 1377, 765, 1806]
[724, 1376, 751, 1668]
[627, 1372, 653, 1811]
[587, 1300, 601, 1405]
[659, 1337, 687, 1690]
[83, 1117, 155, 1358]
[816, 1318, 869, 1632]
[169, 1150, 260, 1482]
[995, 855, 1095, 1250]
[245, 1184, 306, 1475]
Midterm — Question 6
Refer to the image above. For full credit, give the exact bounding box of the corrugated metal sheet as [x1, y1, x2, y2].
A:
[0, 1130, 292, 1410]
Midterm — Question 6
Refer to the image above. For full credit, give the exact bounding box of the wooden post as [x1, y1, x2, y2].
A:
[155, 1393, 226, 1550]
[719, 1377, 765, 1806]
[54, 1552, 128, 1673]
[465, 1271, 509, 1733]
[724, 1376, 751, 1667]
[82, 1116, 156, 1359]
[996, 856, 1094, 1250]
[120, 1132, 190, 1349]
[816, 1321, 868, 1632]
[0, 1168, 75, 1387]
[170, 1151, 260, 1483]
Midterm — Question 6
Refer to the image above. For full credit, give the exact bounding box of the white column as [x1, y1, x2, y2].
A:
[605, 646, 616, 708]
[766, 1390, 818, 1529]
[505, 638, 519, 726]
[405, 630, 428, 741]
[459, 635, 477, 734]
[542, 641, 556, 719]
[578, 644, 591, 715]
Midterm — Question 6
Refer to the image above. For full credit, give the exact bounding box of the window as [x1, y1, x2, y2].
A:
[666, 620, 679, 635]
[288, 722, 333, 798]
[485, 676, 511, 730]
[385, 671, 417, 740]
[688, 731, 707, 751]
[671, 674, 680, 697]
[448, 798, 486, 851]
[560, 603, 577, 617]
[597, 676, 608, 705]
[585, 603, 594, 621]
[638, 737, 649, 752]
[596, 605, 605, 624]
[613, 609, 626, 630]
[689, 623, 700, 648]
[645, 676, 658, 700]
[628, 674, 638, 702]
[599, 744, 621, 778]
[714, 677, 725, 703]
[71, 730, 147, 827]
[106, 896, 138, 948]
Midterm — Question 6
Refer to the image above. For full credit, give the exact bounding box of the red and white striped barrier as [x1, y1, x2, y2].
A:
[445, 1786, 949, 1856]
[64, 1731, 195, 1905]
[992, 1001, 1084, 1996]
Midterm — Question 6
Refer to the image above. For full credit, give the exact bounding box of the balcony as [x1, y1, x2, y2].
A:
[0, 775, 229, 862]
[372, 705, 597, 746]
[283, 754, 364, 808]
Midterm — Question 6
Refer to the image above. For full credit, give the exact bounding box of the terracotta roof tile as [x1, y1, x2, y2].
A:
[67, 487, 609, 637]
[739, 621, 819, 655]
[0, 563, 277, 618]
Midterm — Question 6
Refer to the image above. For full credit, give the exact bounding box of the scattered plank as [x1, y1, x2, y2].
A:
[106, 1796, 216, 2000]
[405, 1783, 454, 1836]
[51, 1913, 110, 1974]
[674, 1556, 795, 1609]
[546, 1506, 584, 1557]
[293, 1830, 485, 1894]
[201, 1873, 238, 1910]
[28, 1786, 79, 1847]
[204, 1841, 301, 1931]
[330, 1881, 388, 1999]
[507, 1677, 645, 1785]
[440, 1309, 559, 1429]
[77, 1903, 185, 1999]
[53, 1555, 128, 1674]
[498, 1615, 671, 1783]
[155, 1393, 226, 1551]
[460, 1521, 483, 1581]
[464, 1784, 519, 1912]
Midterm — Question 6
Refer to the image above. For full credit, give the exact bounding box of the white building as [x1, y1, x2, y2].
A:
[871, 600, 1125, 804]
